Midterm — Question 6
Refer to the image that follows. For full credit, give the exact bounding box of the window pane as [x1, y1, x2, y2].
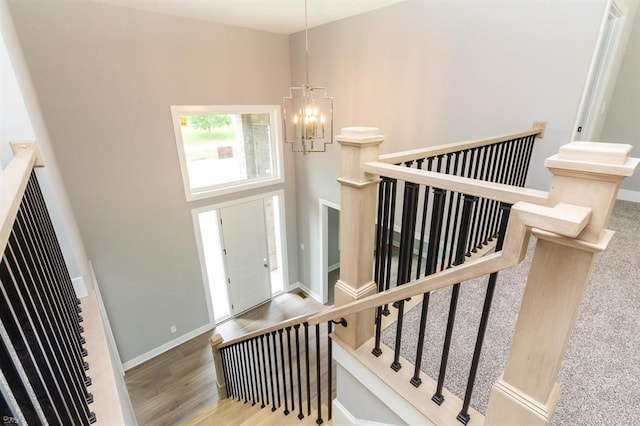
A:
[177, 112, 275, 191]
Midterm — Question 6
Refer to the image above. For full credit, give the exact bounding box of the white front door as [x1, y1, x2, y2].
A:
[219, 199, 271, 315]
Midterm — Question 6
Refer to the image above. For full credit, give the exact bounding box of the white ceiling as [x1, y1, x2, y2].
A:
[89, 0, 407, 34]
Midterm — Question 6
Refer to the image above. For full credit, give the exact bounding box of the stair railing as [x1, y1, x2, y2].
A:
[308, 127, 637, 425]
[210, 308, 338, 424]
[0, 144, 96, 424]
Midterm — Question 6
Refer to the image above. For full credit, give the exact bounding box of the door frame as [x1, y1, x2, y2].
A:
[192, 189, 290, 324]
[319, 199, 340, 304]
[572, 0, 638, 141]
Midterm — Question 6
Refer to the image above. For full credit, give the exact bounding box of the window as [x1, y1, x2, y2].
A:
[171, 105, 284, 200]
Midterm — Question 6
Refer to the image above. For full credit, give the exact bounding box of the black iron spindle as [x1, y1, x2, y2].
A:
[254, 338, 265, 408]
[433, 194, 478, 405]
[278, 329, 289, 415]
[294, 324, 304, 419]
[304, 323, 311, 416]
[286, 327, 295, 412]
[327, 322, 333, 421]
[457, 203, 512, 424]
[266, 334, 276, 410]
[315, 324, 323, 425]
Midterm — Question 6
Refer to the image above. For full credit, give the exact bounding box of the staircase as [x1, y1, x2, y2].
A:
[182, 399, 329, 425]
[205, 125, 638, 425]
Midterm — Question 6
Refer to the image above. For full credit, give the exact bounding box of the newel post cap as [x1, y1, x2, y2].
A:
[336, 127, 385, 146]
[545, 141, 639, 177]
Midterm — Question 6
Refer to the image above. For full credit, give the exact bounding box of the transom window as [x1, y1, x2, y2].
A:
[171, 105, 284, 201]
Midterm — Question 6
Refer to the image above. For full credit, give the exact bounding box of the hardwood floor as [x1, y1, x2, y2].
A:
[125, 291, 324, 425]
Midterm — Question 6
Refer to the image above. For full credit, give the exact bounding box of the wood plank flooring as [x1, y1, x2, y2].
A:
[125, 291, 323, 425]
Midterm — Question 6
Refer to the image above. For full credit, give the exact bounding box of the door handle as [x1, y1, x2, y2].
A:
[264, 263, 268, 268]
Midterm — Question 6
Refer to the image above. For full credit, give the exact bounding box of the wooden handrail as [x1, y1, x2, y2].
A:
[0, 149, 36, 256]
[364, 161, 550, 206]
[378, 123, 545, 164]
[218, 307, 330, 349]
[307, 199, 592, 326]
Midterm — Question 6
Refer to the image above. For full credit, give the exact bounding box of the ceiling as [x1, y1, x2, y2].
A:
[89, 0, 408, 34]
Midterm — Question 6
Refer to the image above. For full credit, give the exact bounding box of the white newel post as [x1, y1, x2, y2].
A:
[333, 127, 384, 349]
[485, 142, 639, 424]
[209, 334, 228, 399]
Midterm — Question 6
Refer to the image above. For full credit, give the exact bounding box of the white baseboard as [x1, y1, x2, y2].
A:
[617, 189, 640, 202]
[71, 276, 88, 298]
[122, 322, 213, 371]
[328, 262, 340, 273]
[291, 281, 323, 304]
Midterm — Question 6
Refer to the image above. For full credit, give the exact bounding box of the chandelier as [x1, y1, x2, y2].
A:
[283, 0, 333, 155]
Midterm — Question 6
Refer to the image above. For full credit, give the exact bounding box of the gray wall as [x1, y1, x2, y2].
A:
[9, 1, 297, 364]
[290, 0, 607, 297]
[601, 4, 640, 192]
[327, 207, 340, 268]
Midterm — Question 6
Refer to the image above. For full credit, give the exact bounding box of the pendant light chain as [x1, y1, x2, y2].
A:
[305, 0, 309, 86]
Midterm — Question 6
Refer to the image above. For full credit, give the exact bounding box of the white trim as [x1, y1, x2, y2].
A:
[191, 189, 290, 324]
[333, 343, 432, 426]
[122, 323, 213, 371]
[617, 189, 640, 202]
[90, 262, 124, 376]
[71, 276, 88, 298]
[319, 199, 341, 304]
[572, 0, 638, 141]
[328, 262, 341, 273]
[170, 104, 285, 202]
[332, 400, 397, 426]
[291, 281, 323, 304]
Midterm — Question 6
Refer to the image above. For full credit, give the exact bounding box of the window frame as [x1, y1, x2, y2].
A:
[171, 105, 285, 201]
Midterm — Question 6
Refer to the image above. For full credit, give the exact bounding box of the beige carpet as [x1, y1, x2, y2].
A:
[381, 200, 640, 425]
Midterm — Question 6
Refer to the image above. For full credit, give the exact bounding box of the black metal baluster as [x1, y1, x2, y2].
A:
[278, 329, 289, 415]
[241, 342, 251, 403]
[266, 333, 276, 411]
[483, 144, 502, 245]
[6, 225, 86, 423]
[236, 344, 247, 402]
[261, 335, 271, 406]
[440, 154, 456, 271]
[457, 204, 511, 424]
[246, 340, 257, 406]
[509, 138, 526, 187]
[374, 179, 387, 292]
[470, 147, 490, 253]
[476, 145, 495, 249]
[519, 135, 537, 187]
[270, 332, 280, 408]
[295, 325, 304, 419]
[465, 149, 481, 256]
[255, 338, 265, 408]
[410, 292, 430, 387]
[382, 178, 397, 315]
[448, 152, 467, 269]
[490, 142, 510, 238]
[327, 322, 333, 421]
[411, 179, 446, 385]
[315, 324, 323, 425]
[228, 347, 238, 400]
[286, 327, 295, 412]
[433, 194, 478, 405]
[16, 201, 91, 408]
[228, 346, 237, 400]
[271, 331, 282, 408]
[304, 323, 311, 416]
